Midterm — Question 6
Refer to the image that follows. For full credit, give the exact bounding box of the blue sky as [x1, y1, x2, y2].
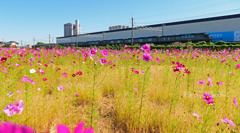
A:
[0, 0, 240, 45]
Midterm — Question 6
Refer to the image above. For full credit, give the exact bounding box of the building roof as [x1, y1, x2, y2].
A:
[57, 13, 240, 39]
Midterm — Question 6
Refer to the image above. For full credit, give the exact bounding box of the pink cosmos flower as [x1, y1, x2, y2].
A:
[100, 58, 107, 65]
[4, 104, 16, 116]
[101, 49, 108, 57]
[233, 97, 238, 108]
[192, 113, 199, 118]
[207, 78, 213, 86]
[40, 69, 44, 73]
[57, 122, 94, 133]
[221, 117, 235, 127]
[27, 79, 35, 84]
[156, 57, 160, 63]
[162, 59, 165, 63]
[7, 92, 13, 97]
[197, 81, 205, 85]
[62, 73, 68, 77]
[217, 82, 223, 85]
[14, 100, 24, 114]
[134, 88, 138, 90]
[74, 94, 80, 97]
[21, 76, 29, 82]
[203, 93, 215, 105]
[141, 44, 151, 51]
[0, 122, 34, 133]
[58, 86, 64, 91]
[143, 53, 152, 62]
[89, 49, 97, 57]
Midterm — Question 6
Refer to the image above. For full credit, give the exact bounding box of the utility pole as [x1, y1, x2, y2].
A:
[33, 37, 35, 45]
[76, 33, 78, 47]
[131, 17, 134, 45]
[21, 40, 22, 47]
[103, 32, 104, 41]
[33, 37, 35, 49]
[49, 34, 50, 47]
[162, 24, 164, 36]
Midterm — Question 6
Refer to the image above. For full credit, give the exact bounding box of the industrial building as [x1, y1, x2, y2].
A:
[64, 20, 81, 37]
[57, 14, 240, 44]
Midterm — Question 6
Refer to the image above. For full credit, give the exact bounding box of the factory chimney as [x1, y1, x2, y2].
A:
[75, 20, 80, 35]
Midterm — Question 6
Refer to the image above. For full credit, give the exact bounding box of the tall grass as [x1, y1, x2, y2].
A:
[0, 47, 239, 132]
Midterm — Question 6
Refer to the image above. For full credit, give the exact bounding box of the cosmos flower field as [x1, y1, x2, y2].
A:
[0, 45, 240, 132]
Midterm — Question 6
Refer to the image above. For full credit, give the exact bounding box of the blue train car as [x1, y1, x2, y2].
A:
[208, 31, 234, 42]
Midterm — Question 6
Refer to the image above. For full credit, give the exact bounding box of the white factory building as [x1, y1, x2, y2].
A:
[57, 14, 240, 44]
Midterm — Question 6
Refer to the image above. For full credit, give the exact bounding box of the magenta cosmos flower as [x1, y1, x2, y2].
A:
[143, 53, 152, 62]
[89, 49, 97, 57]
[197, 81, 205, 85]
[0, 122, 34, 133]
[82, 52, 88, 58]
[0, 57, 8, 63]
[217, 82, 223, 85]
[100, 58, 107, 65]
[203, 93, 215, 105]
[236, 64, 240, 69]
[141, 44, 151, 51]
[101, 49, 108, 57]
[221, 116, 235, 127]
[62, 73, 68, 77]
[57, 122, 94, 133]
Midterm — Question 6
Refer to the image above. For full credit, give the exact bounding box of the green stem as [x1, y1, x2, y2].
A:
[138, 65, 151, 128]
[91, 63, 97, 128]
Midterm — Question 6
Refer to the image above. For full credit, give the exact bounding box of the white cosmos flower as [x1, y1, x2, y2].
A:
[90, 56, 93, 60]
[30, 69, 36, 73]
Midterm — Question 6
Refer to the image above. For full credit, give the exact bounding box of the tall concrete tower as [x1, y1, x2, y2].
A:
[75, 20, 81, 35]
